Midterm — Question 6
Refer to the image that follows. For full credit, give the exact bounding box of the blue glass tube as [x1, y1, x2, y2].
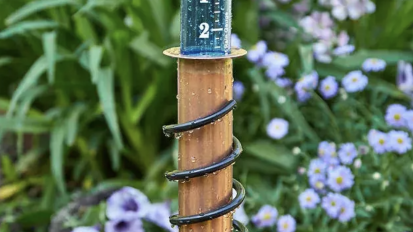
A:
[180, 0, 232, 56]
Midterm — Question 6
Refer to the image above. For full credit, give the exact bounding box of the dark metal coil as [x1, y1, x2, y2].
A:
[163, 100, 247, 232]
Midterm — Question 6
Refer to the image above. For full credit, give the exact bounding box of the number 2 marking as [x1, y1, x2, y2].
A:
[199, 23, 210, 38]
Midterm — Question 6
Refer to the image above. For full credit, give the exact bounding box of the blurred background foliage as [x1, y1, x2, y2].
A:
[1, 0, 413, 231]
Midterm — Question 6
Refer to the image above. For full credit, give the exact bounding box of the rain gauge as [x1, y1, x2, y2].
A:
[163, 0, 247, 231]
[180, 0, 232, 55]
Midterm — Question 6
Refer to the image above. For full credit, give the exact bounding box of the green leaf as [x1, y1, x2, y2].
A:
[129, 32, 170, 67]
[97, 68, 124, 149]
[0, 181, 27, 200]
[15, 209, 54, 227]
[7, 56, 47, 116]
[42, 31, 57, 84]
[0, 57, 13, 67]
[65, 104, 86, 146]
[6, 0, 80, 25]
[50, 123, 67, 195]
[299, 44, 314, 75]
[369, 77, 410, 100]
[108, 139, 120, 171]
[265, 10, 302, 32]
[0, 20, 58, 39]
[333, 50, 413, 70]
[244, 140, 297, 172]
[16, 85, 48, 118]
[89, 45, 103, 83]
[1, 155, 17, 181]
[0, 116, 51, 133]
[131, 82, 157, 123]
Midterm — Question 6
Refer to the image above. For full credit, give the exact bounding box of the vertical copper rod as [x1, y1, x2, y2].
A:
[177, 58, 233, 232]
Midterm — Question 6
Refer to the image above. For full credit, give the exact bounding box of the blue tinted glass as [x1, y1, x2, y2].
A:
[180, 0, 232, 56]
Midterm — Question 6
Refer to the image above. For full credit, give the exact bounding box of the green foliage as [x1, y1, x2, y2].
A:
[0, 0, 413, 231]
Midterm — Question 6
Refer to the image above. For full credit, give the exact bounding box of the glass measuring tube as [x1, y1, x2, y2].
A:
[180, 0, 232, 56]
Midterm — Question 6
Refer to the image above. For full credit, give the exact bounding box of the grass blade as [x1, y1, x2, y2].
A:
[0, 20, 58, 39]
[50, 123, 66, 195]
[97, 68, 124, 149]
[6, 0, 80, 25]
[65, 104, 86, 146]
[89, 45, 103, 83]
[42, 31, 57, 84]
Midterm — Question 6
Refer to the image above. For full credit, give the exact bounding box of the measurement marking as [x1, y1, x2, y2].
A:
[214, 11, 220, 13]
[215, 46, 220, 48]
[211, 28, 223, 32]
[215, 19, 219, 22]
[215, 37, 220, 40]
[215, 2, 219, 4]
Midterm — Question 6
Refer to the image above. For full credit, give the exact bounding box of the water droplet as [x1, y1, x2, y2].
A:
[208, 88, 212, 94]
[191, 156, 196, 163]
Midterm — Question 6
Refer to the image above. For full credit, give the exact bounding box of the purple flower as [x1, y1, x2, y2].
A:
[231, 34, 242, 49]
[337, 31, 350, 47]
[309, 175, 326, 192]
[338, 143, 358, 165]
[333, 45, 355, 56]
[318, 141, 339, 165]
[362, 58, 386, 72]
[247, 41, 267, 63]
[367, 129, 389, 154]
[233, 81, 245, 101]
[267, 118, 289, 139]
[72, 227, 99, 232]
[144, 202, 177, 232]
[277, 215, 296, 232]
[105, 216, 144, 232]
[106, 187, 151, 220]
[275, 77, 293, 88]
[299, 12, 334, 41]
[385, 104, 407, 128]
[321, 193, 342, 218]
[327, 166, 354, 192]
[388, 130, 412, 154]
[403, 110, 413, 130]
[251, 205, 278, 228]
[295, 71, 319, 102]
[337, 196, 355, 222]
[266, 66, 285, 80]
[397, 61, 413, 97]
[262, 51, 290, 68]
[299, 189, 320, 209]
[342, 70, 368, 92]
[319, 76, 338, 99]
[307, 159, 326, 177]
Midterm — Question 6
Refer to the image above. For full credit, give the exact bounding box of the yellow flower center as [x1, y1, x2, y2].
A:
[394, 114, 401, 121]
[306, 196, 312, 202]
[352, 77, 358, 82]
[398, 138, 403, 144]
[336, 176, 343, 184]
[379, 139, 385, 145]
[371, 59, 378, 64]
[283, 223, 289, 229]
[325, 85, 330, 90]
[319, 149, 325, 156]
[315, 181, 324, 189]
[274, 125, 280, 130]
[347, 152, 351, 156]
[263, 213, 272, 220]
[340, 207, 345, 213]
[331, 201, 336, 207]
[314, 168, 320, 174]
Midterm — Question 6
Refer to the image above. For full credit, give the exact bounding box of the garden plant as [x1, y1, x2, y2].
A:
[1, 0, 413, 231]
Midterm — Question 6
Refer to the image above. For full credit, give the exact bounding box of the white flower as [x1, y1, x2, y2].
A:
[266, 118, 289, 139]
[354, 159, 362, 169]
[362, 58, 386, 72]
[342, 70, 368, 92]
[332, 6, 347, 21]
[372, 172, 381, 180]
[262, 51, 290, 68]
